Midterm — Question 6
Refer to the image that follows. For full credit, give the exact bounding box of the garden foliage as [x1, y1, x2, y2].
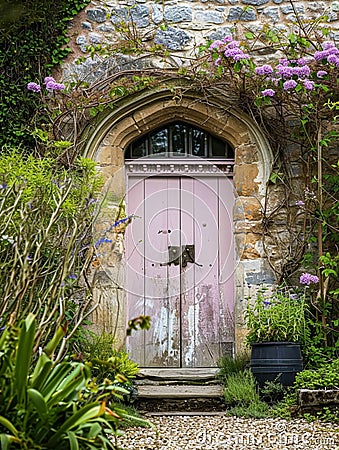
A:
[0, 315, 146, 449]
[0, 149, 103, 358]
[0, 0, 90, 149]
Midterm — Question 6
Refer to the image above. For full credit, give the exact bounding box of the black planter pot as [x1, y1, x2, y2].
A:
[250, 342, 303, 388]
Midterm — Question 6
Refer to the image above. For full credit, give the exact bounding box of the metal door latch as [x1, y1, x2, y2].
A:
[168, 245, 197, 267]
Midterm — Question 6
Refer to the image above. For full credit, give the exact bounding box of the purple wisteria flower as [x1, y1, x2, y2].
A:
[317, 70, 328, 78]
[95, 237, 113, 248]
[46, 81, 65, 91]
[303, 80, 315, 90]
[327, 54, 339, 65]
[279, 58, 289, 66]
[44, 76, 55, 85]
[314, 50, 331, 61]
[261, 88, 275, 97]
[255, 65, 274, 75]
[209, 40, 224, 50]
[300, 273, 319, 285]
[283, 79, 297, 90]
[276, 65, 294, 78]
[294, 65, 311, 77]
[27, 82, 41, 92]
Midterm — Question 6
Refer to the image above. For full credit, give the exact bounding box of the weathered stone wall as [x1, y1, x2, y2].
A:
[62, 1, 339, 81]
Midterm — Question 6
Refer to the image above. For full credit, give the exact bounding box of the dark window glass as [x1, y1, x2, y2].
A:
[171, 123, 187, 154]
[131, 139, 147, 158]
[210, 136, 226, 157]
[125, 122, 234, 160]
[150, 128, 168, 155]
[192, 128, 207, 156]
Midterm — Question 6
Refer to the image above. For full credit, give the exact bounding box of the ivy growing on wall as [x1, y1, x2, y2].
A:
[0, 0, 90, 149]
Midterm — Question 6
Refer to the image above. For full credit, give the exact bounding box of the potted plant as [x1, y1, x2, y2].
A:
[245, 286, 309, 387]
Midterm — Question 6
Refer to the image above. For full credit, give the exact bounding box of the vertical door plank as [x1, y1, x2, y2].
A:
[126, 176, 146, 365]
[180, 177, 196, 367]
[166, 177, 181, 367]
[144, 178, 180, 367]
[193, 177, 220, 366]
[218, 177, 235, 355]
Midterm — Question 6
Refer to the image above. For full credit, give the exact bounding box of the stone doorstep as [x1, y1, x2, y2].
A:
[137, 368, 219, 382]
[137, 384, 224, 399]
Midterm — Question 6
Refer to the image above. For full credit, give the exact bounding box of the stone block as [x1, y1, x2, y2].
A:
[154, 26, 192, 50]
[235, 143, 258, 164]
[86, 8, 107, 23]
[82, 21, 92, 30]
[263, 6, 280, 21]
[233, 164, 259, 196]
[298, 389, 339, 408]
[227, 7, 257, 21]
[235, 196, 262, 221]
[164, 6, 193, 22]
[195, 10, 224, 24]
[235, 232, 262, 260]
[281, 4, 304, 14]
[242, 0, 269, 5]
[152, 3, 163, 24]
[89, 33, 102, 44]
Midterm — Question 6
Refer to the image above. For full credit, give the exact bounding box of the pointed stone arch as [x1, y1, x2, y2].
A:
[86, 89, 276, 353]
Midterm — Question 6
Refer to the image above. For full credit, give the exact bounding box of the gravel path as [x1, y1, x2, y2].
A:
[116, 415, 339, 450]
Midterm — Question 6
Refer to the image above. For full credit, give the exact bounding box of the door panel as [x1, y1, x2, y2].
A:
[126, 175, 234, 367]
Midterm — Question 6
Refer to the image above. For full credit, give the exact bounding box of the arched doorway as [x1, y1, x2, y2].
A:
[125, 122, 235, 367]
[85, 90, 273, 358]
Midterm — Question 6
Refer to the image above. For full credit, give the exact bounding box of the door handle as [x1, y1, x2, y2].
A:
[167, 245, 201, 267]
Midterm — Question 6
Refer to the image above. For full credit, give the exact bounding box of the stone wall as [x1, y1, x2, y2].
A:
[62, 0, 339, 81]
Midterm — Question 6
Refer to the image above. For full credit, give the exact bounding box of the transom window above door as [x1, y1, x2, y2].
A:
[125, 122, 234, 159]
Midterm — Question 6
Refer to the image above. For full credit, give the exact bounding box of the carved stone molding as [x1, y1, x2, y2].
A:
[125, 158, 234, 177]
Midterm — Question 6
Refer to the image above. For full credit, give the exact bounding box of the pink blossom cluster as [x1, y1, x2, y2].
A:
[300, 273, 319, 285]
[209, 35, 249, 64]
[27, 76, 65, 93]
[314, 41, 339, 66]
[209, 36, 339, 98]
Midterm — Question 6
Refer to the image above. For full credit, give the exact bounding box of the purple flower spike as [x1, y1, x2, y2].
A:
[303, 80, 315, 90]
[317, 70, 328, 78]
[209, 40, 224, 50]
[255, 65, 274, 75]
[44, 76, 55, 85]
[283, 79, 297, 91]
[27, 82, 41, 92]
[300, 273, 319, 285]
[327, 54, 339, 65]
[261, 89, 275, 97]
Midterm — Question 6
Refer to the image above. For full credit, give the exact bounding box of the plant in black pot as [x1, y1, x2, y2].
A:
[245, 286, 310, 388]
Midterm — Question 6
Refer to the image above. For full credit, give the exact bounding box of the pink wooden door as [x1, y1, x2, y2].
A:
[126, 175, 234, 367]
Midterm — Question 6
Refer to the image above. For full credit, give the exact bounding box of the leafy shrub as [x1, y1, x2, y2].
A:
[224, 371, 261, 406]
[295, 359, 339, 389]
[0, 314, 147, 449]
[80, 333, 139, 383]
[245, 287, 309, 344]
[0, 149, 102, 357]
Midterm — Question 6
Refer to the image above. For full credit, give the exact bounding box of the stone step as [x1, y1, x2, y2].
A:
[137, 384, 223, 399]
[137, 368, 219, 382]
[135, 383, 225, 413]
